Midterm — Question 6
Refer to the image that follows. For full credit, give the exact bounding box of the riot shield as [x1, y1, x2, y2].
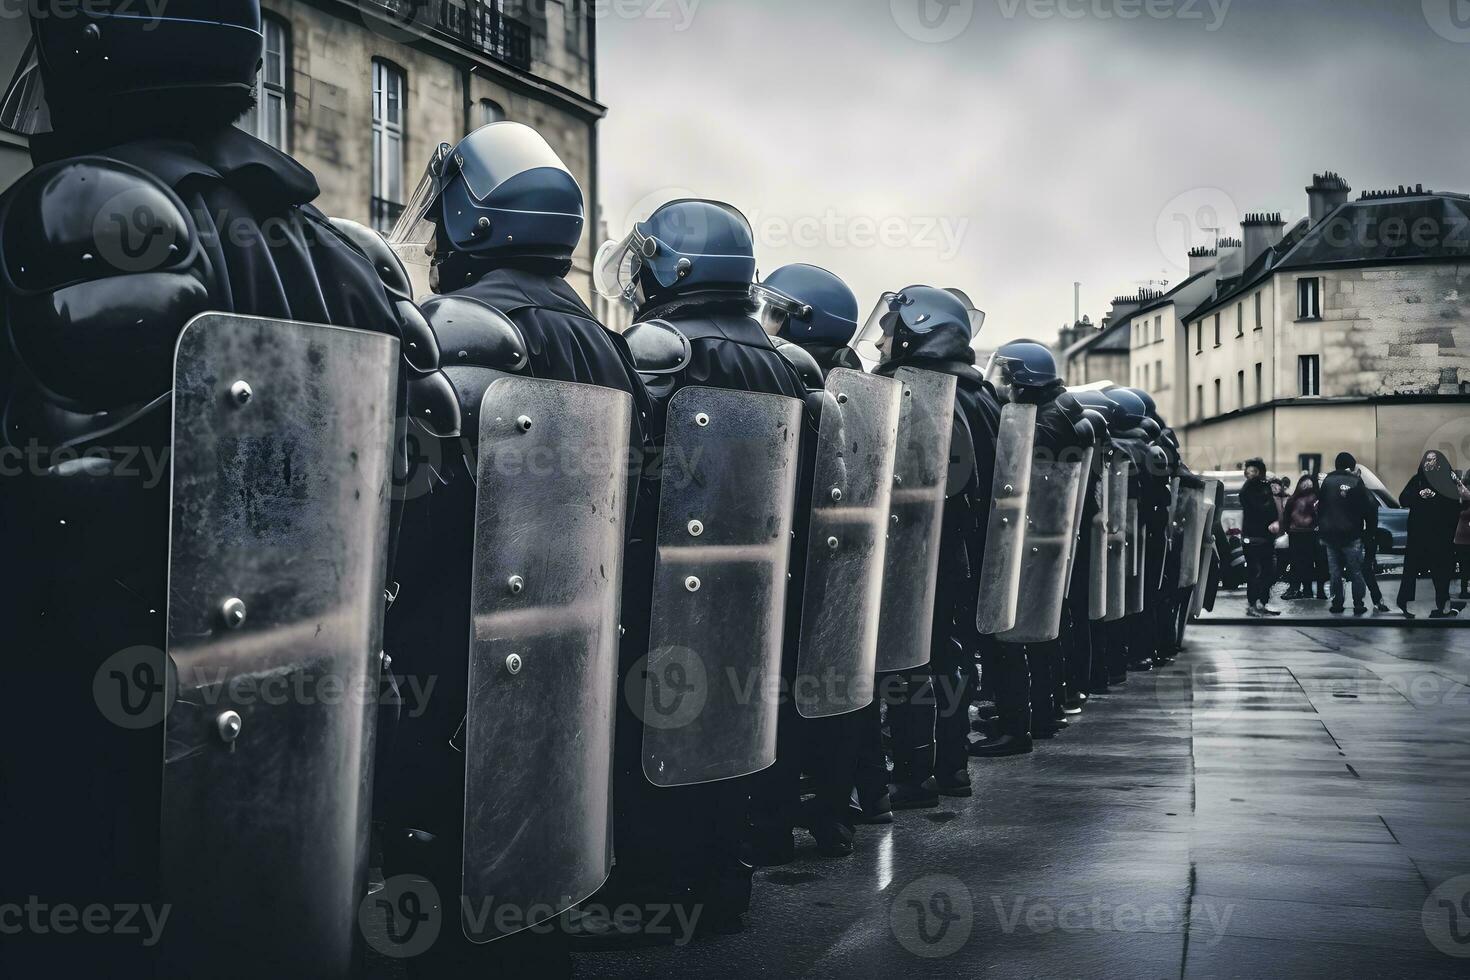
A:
[1104, 460, 1130, 622]
[795, 370, 901, 717]
[974, 402, 1038, 636]
[1190, 490, 1220, 619]
[997, 459, 1084, 644]
[1174, 483, 1209, 590]
[642, 387, 803, 787]
[162, 314, 399, 976]
[1088, 457, 1110, 621]
[1126, 499, 1146, 615]
[876, 369, 957, 673]
[463, 378, 633, 942]
[1063, 446, 1095, 600]
[1159, 475, 1183, 589]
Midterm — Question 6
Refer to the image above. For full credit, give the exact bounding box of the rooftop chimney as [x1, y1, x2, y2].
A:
[1214, 237, 1243, 294]
[1306, 172, 1351, 226]
[1241, 212, 1286, 269]
[1188, 245, 1218, 278]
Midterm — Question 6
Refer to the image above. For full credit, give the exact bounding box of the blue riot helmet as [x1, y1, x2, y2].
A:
[984, 340, 1060, 403]
[854, 286, 985, 364]
[595, 199, 757, 311]
[1070, 389, 1125, 433]
[754, 264, 860, 345]
[6, 0, 265, 135]
[389, 122, 584, 268]
[1103, 387, 1149, 433]
[1125, 388, 1159, 421]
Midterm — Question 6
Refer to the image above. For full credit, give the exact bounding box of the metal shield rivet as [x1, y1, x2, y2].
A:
[1001, 517, 1011, 526]
[893, 474, 904, 486]
[216, 710, 242, 744]
[505, 654, 523, 676]
[695, 413, 710, 427]
[685, 576, 702, 593]
[1004, 484, 1015, 494]
[221, 597, 247, 629]
[517, 416, 533, 432]
[508, 575, 525, 595]
[687, 520, 704, 537]
[1031, 547, 1040, 554]
[830, 488, 843, 502]
[229, 381, 253, 407]
[827, 537, 840, 551]
[892, 514, 900, 525]
[837, 393, 849, 404]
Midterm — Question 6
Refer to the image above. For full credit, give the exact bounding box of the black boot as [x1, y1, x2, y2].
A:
[968, 733, 1033, 757]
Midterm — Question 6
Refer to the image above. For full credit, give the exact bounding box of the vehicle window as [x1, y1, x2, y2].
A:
[1224, 491, 1241, 509]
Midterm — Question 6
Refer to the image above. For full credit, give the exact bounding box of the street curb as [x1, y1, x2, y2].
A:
[1200, 617, 1468, 629]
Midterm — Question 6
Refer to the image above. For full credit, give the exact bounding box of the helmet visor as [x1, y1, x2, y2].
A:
[751, 281, 809, 337]
[387, 142, 452, 247]
[0, 39, 51, 138]
[593, 227, 652, 301]
[854, 291, 902, 362]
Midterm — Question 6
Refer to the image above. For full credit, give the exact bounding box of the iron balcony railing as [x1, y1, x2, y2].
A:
[365, 0, 535, 72]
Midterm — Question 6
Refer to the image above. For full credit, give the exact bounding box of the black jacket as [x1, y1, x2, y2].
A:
[1239, 477, 1278, 541]
[1316, 469, 1376, 541]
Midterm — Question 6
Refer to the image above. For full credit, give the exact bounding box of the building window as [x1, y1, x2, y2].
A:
[1254, 362, 1263, 403]
[1254, 292, 1263, 330]
[479, 98, 505, 126]
[1213, 314, 1221, 347]
[240, 15, 289, 150]
[1195, 322, 1202, 354]
[1154, 316, 1162, 343]
[1236, 370, 1245, 410]
[1298, 355, 1321, 396]
[1297, 277, 1322, 320]
[372, 60, 407, 234]
[1299, 454, 1323, 477]
[1236, 302, 1244, 337]
[1154, 360, 1163, 391]
[1195, 384, 1204, 421]
[1213, 379, 1222, 416]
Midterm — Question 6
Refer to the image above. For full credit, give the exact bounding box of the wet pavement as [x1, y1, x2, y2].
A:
[575, 624, 1470, 979]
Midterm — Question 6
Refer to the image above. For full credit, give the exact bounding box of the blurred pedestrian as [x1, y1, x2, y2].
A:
[1240, 459, 1281, 617]
[1316, 453, 1375, 615]
[1457, 470, 1470, 600]
[1356, 464, 1392, 614]
[1281, 474, 1323, 600]
[1397, 451, 1463, 619]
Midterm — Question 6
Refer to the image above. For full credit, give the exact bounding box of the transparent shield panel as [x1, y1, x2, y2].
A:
[463, 378, 633, 943]
[795, 370, 901, 718]
[642, 387, 803, 788]
[1191, 498, 1219, 619]
[1088, 465, 1110, 621]
[1126, 500, 1145, 615]
[1174, 484, 1208, 589]
[1063, 446, 1095, 600]
[876, 368, 957, 673]
[1105, 461, 1130, 622]
[997, 459, 1084, 644]
[163, 315, 398, 976]
[974, 402, 1037, 635]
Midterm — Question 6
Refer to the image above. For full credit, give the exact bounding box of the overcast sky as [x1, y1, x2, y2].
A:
[596, 0, 1470, 343]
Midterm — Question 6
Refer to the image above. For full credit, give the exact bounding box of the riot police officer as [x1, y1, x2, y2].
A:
[0, 3, 452, 974]
[1108, 388, 1172, 673]
[970, 342, 1090, 756]
[749, 263, 872, 860]
[379, 121, 653, 975]
[586, 199, 809, 940]
[851, 286, 1000, 805]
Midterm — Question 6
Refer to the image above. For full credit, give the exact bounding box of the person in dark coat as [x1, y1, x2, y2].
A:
[0, 6, 451, 973]
[1397, 451, 1465, 618]
[1316, 453, 1375, 615]
[1239, 458, 1281, 617]
[1281, 474, 1323, 600]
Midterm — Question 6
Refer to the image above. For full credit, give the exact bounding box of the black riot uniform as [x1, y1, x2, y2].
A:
[1062, 404, 1110, 706]
[584, 200, 809, 941]
[377, 122, 652, 977]
[851, 287, 999, 808]
[0, 8, 449, 973]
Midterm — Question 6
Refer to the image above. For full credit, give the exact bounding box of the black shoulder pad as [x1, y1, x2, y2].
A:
[328, 217, 415, 303]
[1, 156, 203, 296]
[394, 299, 441, 374]
[772, 338, 825, 391]
[624, 319, 692, 376]
[421, 294, 529, 373]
